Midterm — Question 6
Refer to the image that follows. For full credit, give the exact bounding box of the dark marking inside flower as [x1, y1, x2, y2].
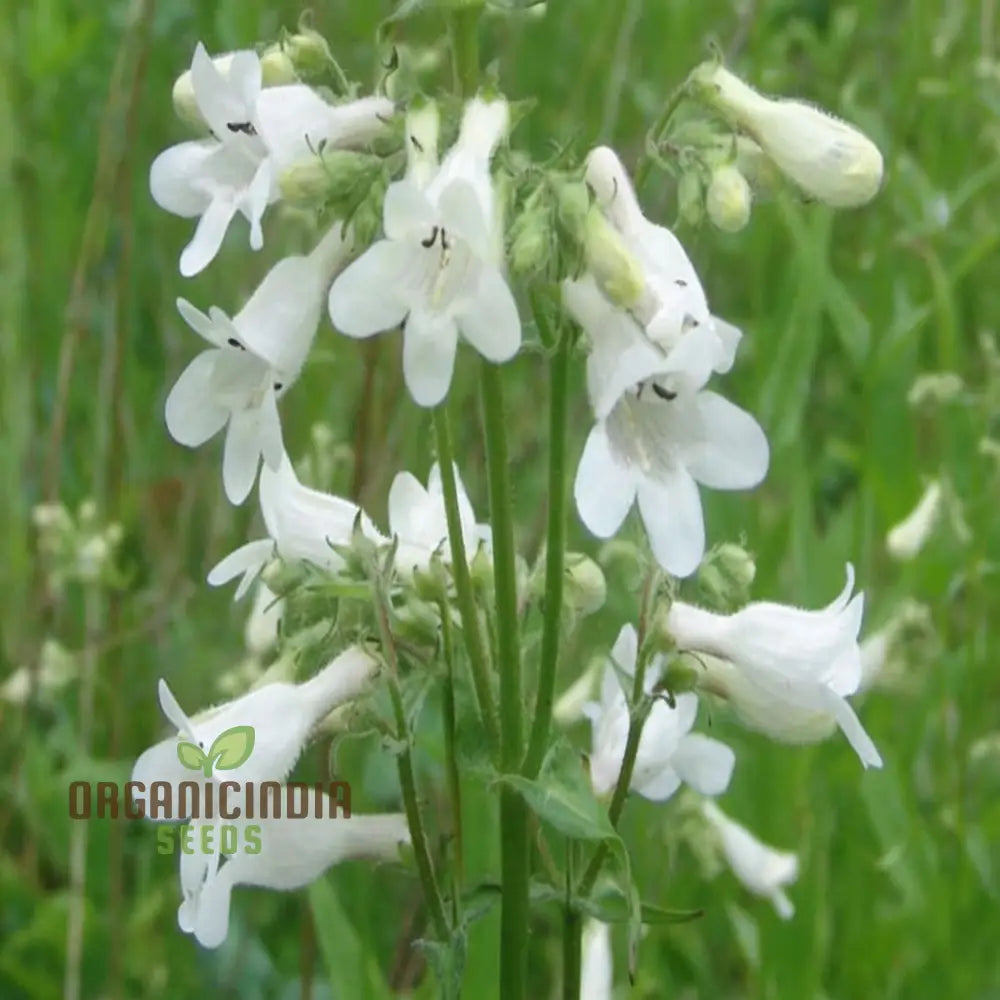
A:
[410, 134, 424, 153]
[441, 228, 451, 251]
[675, 279, 688, 287]
[227, 338, 246, 350]
[227, 121, 257, 136]
[421, 227, 439, 248]
[274, 382, 283, 392]
[652, 383, 677, 401]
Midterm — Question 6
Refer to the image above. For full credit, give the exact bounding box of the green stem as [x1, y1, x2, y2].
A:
[433, 407, 500, 756]
[449, 7, 481, 97]
[634, 81, 689, 190]
[438, 597, 465, 913]
[481, 361, 530, 1000]
[373, 579, 450, 939]
[562, 842, 582, 1000]
[523, 305, 570, 778]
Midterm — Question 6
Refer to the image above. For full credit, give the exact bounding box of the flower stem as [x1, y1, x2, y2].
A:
[433, 407, 500, 756]
[438, 596, 465, 912]
[634, 80, 689, 189]
[481, 361, 530, 1000]
[562, 842, 582, 1000]
[449, 7, 481, 98]
[523, 303, 571, 778]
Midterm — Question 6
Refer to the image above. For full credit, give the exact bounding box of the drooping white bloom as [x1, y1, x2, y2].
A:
[694, 64, 884, 208]
[244, 583, 283, 656]
[668, 565, 883, 768]
[178, 806, 410, 948]
[702, 800, 799, 919]
[388, 463, 484, 576]
[151, 43, 392, 276]
[584, 146, 742, 368]
[208, 452, 383, 599]
[569, 278, 769, 578]
[585, 625, 735, 800]
[886, 479, 942, 561]
[328, 98, 521, 407]
[580, 919, 613, 1000]
[131, 645, 380, 818]
[165, 226, 352, 505]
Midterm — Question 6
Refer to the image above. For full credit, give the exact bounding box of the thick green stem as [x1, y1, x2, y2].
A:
[523, 307, 571, 778]
[481, 362, 530, 1000]
[433, 407, 500, 756]
[438, 597, 465, 911]
[562, 907, 582, 1000]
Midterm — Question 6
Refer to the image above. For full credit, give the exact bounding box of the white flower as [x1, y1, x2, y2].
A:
[702, 800, 799, 919]
[165, 225, 352, 504]
[244, 583, 284, 656]
[151, 43, 391, 276]
[328, 98, 521, 407]
[695, 64, 883, 208]
[178, 807, 410, 948]
[584, 146, 742, 368]
[569, 280, 769, 578]
[886, 479, 942, 561]
[585, 625, 735, 801]
[131, 644, 380, 818]
[208, 452, 383, 599]
[387, 463, 483, 576]
[580, 919, 613, 1000]
[668, 565, 883, 768]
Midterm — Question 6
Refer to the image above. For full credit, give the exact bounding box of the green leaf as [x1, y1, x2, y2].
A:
[176, 741, 207, 771]
[208, 725, 255, 770]
[581, 889, 703, 926]
[418, 932, 467, 1000]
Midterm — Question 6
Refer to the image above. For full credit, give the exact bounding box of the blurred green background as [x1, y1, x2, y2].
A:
[3, 0, 1000, 996]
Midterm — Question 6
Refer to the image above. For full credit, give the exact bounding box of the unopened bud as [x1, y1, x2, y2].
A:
[555, 179, 591, 239]
[279, 30, 333, 78]
[677, 169, 704, 227]
[886, 480, 943, 561]
[394, 598, 442, 645]
[696, 543, 756, 609]
[279, 149, 380, 204]
[412, 555, 449, 603]
[692, 63, 884, 208]
[564, 553, 607, 616]
[583, 208, 644, 308]
[734, 137, 783, 198]
[508, 198, 552, 278]
[657, 656, 700, 697]
[706, 165, 752, 232]
[907, 372, 964, 408]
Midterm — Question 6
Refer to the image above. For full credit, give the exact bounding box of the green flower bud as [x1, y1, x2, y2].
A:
[508, 205, 551, 278]
[280, 149, 382, 205]
[279, 30, 333, 78]
[564, 552, 607, 616]
[583, 207, 644, 308]
[706, 164, 752, 233]
[677, 168, 705, 228]
[555, 179, 591, 239]
[657, 655, 700, 697]
[696, 542, 756, 610]
[394, 598, 442, 646]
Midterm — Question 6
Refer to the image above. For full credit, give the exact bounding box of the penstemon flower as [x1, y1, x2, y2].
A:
[244, 582, 284, 656]
[701, 800, 799, 919]
[165, 225, 352, 505]
[328, 98, 521, 406]
[130, 645, 381, 818]
[667, 565, 883, 768]
[568, 279, 769, 577]
[585, 625, 735, 800]
[178, 805, 410, 949]
[208, 451, 381, 599]
[151, 43, 391, 276]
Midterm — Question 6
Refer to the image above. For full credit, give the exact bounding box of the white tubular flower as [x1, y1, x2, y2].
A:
[244, 583, 283, 656]
[388, 463, 483, 576]
[568, 280, 768, 578]
[586, 625, 735, 801]
[328, 98, 521, 407]
[695, 64, 884, 208]
[208, 452, 383, 599]
[702, 800, 798, 919]
[179, 808, 410, 949]
[584, 146, 741, 369]
[165, 225, 352, 505]
[580, 919, 613, 1000]
[151, 43, 391, 276]
[668, 565, 883, 768]
[130, 645, 380, 819]
[886, 479, 942, 561]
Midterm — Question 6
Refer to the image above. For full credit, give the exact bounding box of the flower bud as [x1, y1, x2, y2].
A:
[393, 598, 442, 646]
[279, 149, 380, 205]
[696, 542, 756, 609]
[583, 207, 644, 308]
[279, 30, 334, 78]
[555, 179, 591, 239]
[705, 165, 752, 233]
[907, 371, 964, 408]
[172, 48, 297, 130]
[508, 198, 552, 279]
[886, 480, 942, 561]
[563, 552, 607, 616]
[676, 168, 704, 227]
[734, 136, 783, 198]
[692, 63, 884, 208]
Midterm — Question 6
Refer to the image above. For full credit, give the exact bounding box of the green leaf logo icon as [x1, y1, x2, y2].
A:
[175, 726, 255, 777]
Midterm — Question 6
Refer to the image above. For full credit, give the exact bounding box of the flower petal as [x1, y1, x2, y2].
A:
[574, 423, 637, 538]
[165, 352, 229, 447]
[402, 309, 458, 407]
[671, 733, 736, 796]
[222, 410, 263, 504]
[456, 266, 521, 363]
[177, 298, 224, 347]
[632, 766, 682, 802]
[328, 241, 412, 337]
[636, 464, 705, 578]
[150, 141, 214, 217]
[192, 864, 236, 949]
[388, 471, 433, 545]
[682, 391, 770, 491]
[258, 385, 285, 470]
[130, 739, 193, 821]
[180, 195, 239, 277]
[383, 180, 437, 240]
[158, 678, 195, 737]
[207, 539, 275, 598]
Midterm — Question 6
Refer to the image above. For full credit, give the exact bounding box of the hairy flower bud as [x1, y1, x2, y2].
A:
[677, 168, 704, 227]
[583, 207, 645, 308]
[279, 149, 381, 204]
[693, 63, 884, 208]
[706, 165, 752, 232]
[563, 552, 608, 616]
[508, 201, 552, 278]
[280, 30, 334, 78]
[696, 542, 756, 609]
